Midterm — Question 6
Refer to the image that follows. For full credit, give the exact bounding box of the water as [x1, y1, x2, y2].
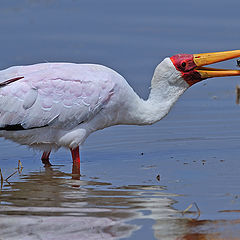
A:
[1, 0, 240, 239]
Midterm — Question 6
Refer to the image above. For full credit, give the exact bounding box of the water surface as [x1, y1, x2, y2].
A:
[1, 1, 240, 239]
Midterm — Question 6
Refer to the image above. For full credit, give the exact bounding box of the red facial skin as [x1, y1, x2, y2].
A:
[170, 54, 203, 86]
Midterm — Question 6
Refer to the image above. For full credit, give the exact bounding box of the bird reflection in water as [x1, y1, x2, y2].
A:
[0, 167, 239, 239]
[174, 218, 240, 240]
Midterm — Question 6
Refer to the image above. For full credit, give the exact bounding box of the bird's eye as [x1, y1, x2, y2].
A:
[181, 62, 186, 68]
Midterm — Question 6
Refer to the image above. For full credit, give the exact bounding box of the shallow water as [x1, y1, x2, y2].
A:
[1, 0, 240, 239]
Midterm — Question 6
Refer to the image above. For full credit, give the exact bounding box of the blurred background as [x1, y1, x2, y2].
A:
[0, 0, 240, 239]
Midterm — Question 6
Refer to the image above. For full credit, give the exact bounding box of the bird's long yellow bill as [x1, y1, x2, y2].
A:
[193, 50, 240, 78]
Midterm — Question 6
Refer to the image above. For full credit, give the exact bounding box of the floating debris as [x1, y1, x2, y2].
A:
[211, 95, 218, 100]
[5, 171, 17, 181]
[142, 165, 157, 169]
[237, 59, 240, 67]
[201, 159, 206, 165]
[236, 85, 240, 103]
[0, 168, 3, 189]
[219, 209, 240, 213]
[17, 160, 23, 173]
[156, 174, 160, 181]
[0, 160, 24, 188]
[182, 202, 201, 218]
[236, 85, 240, 104]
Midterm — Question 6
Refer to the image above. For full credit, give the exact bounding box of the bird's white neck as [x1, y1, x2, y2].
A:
[121, 58, 189, 125]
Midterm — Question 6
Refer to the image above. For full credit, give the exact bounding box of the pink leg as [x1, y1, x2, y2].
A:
[41, 151, 52, 166]
[70, 147, 80, 178]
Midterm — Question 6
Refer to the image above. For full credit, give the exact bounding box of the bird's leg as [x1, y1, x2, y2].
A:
[70, 147, 80, 178]
[41, 151, 52, 167]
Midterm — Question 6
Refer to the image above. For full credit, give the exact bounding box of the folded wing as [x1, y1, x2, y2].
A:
[0, 63, 115, 131]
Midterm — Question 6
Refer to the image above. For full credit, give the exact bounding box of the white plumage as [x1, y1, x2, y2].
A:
[0, 59, 185, 150]
[0, 50, 240, 175]
[0, 63, 118, 150]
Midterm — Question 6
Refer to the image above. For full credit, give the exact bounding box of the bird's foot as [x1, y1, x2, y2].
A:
[41, 151, 52, 167]
[41, 158, 52, 167]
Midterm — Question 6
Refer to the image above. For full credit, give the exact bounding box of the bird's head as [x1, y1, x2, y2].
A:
[170, 50, 240, 86]
[149, 50, 240, 107]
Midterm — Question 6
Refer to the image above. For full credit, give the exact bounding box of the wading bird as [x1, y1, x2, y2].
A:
[0, 50, 240, 176]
